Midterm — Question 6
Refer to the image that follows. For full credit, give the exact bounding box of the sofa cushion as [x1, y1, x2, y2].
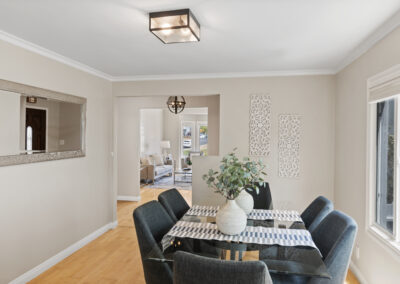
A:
[155, 165, 173, 176]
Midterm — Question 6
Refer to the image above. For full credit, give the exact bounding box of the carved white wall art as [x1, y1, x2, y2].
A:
[249, 94, 271, 156]
[278, 114, 301, 178]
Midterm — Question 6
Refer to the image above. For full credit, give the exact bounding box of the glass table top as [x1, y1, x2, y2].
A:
[145, 213, 331, 279]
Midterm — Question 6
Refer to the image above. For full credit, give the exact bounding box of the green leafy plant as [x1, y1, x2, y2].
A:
[202, 149, 267, 200]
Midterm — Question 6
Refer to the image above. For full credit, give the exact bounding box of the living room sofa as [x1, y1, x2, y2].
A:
[140, 154, 174, 183]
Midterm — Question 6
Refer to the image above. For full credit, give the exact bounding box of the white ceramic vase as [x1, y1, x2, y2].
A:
[216, 199, 247, 235]
[235, 190, 254, 215]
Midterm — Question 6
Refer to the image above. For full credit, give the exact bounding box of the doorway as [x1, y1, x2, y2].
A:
[25, 108, 47, 151]
[114, 95, 220, 213]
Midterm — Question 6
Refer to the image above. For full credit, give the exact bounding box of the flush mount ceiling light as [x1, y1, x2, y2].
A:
[149, 9, 200, 44]
[167, 96, 186, 114]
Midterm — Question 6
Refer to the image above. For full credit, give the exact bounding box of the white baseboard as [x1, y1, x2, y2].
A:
[350, 261, 368, 284]
[110, 220, 118, 229]
[9, 221, 118, 284]
[117, 195, 141, 201]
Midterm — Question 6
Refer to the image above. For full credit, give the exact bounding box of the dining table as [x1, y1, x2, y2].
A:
[145, 205, 331, 280]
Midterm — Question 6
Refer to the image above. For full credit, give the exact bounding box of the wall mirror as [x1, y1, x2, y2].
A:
[0, 79, 86, 166]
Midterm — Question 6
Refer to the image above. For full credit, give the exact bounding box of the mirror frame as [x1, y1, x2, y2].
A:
[0, 79, 87, 166]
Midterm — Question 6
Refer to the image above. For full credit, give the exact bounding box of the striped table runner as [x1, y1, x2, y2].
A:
[186, 205, 303, 222]
[162, 221, 319, 253]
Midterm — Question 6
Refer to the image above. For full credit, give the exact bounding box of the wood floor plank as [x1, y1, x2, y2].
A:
[29, 188, 358, 283]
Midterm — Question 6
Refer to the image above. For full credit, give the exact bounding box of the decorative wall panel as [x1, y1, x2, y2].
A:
[278, 114, 301, 178]
[249, 94, 271, 156]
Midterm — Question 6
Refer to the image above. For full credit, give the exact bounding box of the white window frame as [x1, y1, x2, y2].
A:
[180, 121, 196, 158]
[366, 65, 400, 258]
[196, 121, 208, 156]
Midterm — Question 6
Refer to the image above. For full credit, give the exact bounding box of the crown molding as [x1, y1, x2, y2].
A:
[1, 7, 400, 83]
[0, 29, 113, 81]
[111, 69, 335, 82]
[334, 9, 400, 73]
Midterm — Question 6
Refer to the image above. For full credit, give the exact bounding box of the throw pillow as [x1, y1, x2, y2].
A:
[152, 154, 164, 166]
[140, 156, 150, 165]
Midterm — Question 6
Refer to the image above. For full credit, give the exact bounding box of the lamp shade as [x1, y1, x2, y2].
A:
[160, 140, 171, 149]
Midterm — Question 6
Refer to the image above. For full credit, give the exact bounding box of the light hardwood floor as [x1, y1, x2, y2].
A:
[30, 188, 358, 283]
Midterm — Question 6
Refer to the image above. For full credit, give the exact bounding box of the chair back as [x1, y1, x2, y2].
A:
[310, 210, 357, 284]
[173, 251, 273, 284]
[133, 201, 175, 284]
[301, 196, 333, 233]
[158, 188, 190, 222]
[245, 182, 273, 210]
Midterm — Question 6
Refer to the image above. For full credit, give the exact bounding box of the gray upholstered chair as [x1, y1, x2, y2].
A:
[245, 182, 273, 210]
[158, 188, 190, 222]
[271, 210, 357, 284]
[133, 201, 175, 284]
[309, 210, 357, 284]
[173, 251, 273, 284]
[301, 196, 333, 233]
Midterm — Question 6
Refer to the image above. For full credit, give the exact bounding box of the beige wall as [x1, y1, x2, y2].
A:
[140, 109, 164, 155]
[0, 39, 113, 283]
[113, 76, 335, 211]
[335, 27, 400, 283]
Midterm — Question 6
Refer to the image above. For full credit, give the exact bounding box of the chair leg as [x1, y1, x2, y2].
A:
[220, 249, 226, 260]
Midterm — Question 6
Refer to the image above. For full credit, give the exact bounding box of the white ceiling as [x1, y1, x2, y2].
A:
[0, 0, 399, 79]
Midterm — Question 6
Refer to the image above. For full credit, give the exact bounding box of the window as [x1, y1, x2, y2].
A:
[367, 66, 400, 254]
[181, 121, 208, 158]
[181, 122, 194, 158]
[198, 123, 208, 156]
[375, 99, 395, 234]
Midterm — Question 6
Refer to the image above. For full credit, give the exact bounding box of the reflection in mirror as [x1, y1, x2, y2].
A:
[0, 89, 83, 157]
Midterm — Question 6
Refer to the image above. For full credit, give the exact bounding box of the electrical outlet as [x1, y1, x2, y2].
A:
[59, 139, 65, 146]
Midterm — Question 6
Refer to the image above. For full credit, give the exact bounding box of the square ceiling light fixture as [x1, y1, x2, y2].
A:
[149, 9, 200, 44]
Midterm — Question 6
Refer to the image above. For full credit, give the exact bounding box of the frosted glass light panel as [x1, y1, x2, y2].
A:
[149, 9, 200, 44]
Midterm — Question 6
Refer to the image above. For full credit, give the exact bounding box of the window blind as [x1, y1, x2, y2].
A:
[369, 75, 400, 103]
